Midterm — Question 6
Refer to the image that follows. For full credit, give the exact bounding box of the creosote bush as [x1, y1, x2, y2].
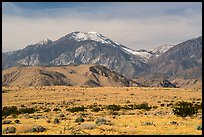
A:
[122, 102, 152, 111]
[66, 106, 86, 113]
[172, 101, 198, 117]
[106, 104, 121, 111]
[134, 102, 152, 110]
[2, 106, 37, 118]
[89, 105, 103, 112]
[53, 108, 61, 112]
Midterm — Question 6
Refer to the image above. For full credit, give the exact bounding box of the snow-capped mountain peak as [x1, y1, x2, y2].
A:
[69, 31, 120, 46]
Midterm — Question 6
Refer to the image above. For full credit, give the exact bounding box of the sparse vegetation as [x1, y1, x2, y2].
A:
[18, 107, 37, 114]
[75, 117, 85, 123]
[66, 106, 86, 113]
[2, 106, 37, 118]
[2, 120, 12, 124]
[30, 125, 46, 133]
[44, 108, 51, 112]
[134, 102, 152, 110]
[53, 108, 61, 112]
[2, 86, 202, 135]
[54, 118, 60, 124]
[106, 104, 121, 111]
[3, 126, 16, 134]
[172, 101, 198, 117]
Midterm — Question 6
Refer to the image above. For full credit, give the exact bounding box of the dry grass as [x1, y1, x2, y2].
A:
[2, 86, 202, 135]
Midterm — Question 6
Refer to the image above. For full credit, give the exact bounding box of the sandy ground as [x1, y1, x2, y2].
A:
[2, 86, 202, 135]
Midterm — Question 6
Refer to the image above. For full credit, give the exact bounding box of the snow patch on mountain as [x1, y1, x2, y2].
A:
[121, 47, 153, 62]
[37, 39, 53, 45]
[149, 45, 174, 55]
[70, 31, 120, 47]
[17, 53, 40, 65]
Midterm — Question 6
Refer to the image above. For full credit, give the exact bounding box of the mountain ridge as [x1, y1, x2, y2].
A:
[2, 32, 202, 87]
[2, 64, 141, 87]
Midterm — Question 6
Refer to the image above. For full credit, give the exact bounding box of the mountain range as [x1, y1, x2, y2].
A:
[2, 31, 202, 87]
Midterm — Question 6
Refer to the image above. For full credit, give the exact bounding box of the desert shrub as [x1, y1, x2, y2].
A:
[30, 125, 46, 133]
[90, 105, 103, 112]
[2, 90, 7, 93]
[75, 117, 84, 123]
[44, 108, 51, 112]
[134, 102, 152, 110]
[122, 104, 134, 110]
[54, 118, 60, 124]
[3, 126, 16, 134]
[53, 108, 61, 112]
[194, 102, 202, 110]
[66, 106, 86, 113]
[58, 113, 65, 118]
[96, 117, 110, 126]
[108, 111, 120, 117]
[2, 106, 18, 118]
[106, 104, 121, 111]
[160, 103, 165, 107]
[169, 121, 178, 125]
[197, 125, 202, 130]
[18, 107, 37, 114]
[2, 120, 12, 124]
[172, 101, 198, 117]
[152, 106, 158, 109]
[91, 107, 101, 112]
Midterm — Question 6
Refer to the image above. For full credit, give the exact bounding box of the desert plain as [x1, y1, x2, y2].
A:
[2, 86, 202, 135]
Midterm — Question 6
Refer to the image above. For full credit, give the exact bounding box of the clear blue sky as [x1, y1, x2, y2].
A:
[2, 2, 202, 52]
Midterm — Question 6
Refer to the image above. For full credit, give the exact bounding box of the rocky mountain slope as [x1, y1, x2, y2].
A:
[2, 31, 202, 88]
[2, 31, 151, 78]
[2, 64, 141, 87]
[146, 36, 202, 79]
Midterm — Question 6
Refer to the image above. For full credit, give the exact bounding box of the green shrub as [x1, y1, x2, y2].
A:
[2, 120, 12, 124]
[2, 106, 18, 118]
[152, 106, 158, 109]
[44, 108, 51, 112]
[18, 107, 37, 114]
[106, 104, 121, 111]
[194, 102, 202, 110]
[53, 108, 61, 112]
[66, 106, 86, 113]
[2, 106, 37, 118]
[134, 102, 152, 110]
[122, 104, 134, 110]
[172, 101, 198, 117]
[75, 117, 84, 123]
[91, 106, 103, 112]
[160, 103, 165, 107]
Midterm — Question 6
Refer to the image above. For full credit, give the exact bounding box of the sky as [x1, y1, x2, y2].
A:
[2, 2, 202, 52]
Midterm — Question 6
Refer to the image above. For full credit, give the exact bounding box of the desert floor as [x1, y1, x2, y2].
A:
[2, 86, 202, 135]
